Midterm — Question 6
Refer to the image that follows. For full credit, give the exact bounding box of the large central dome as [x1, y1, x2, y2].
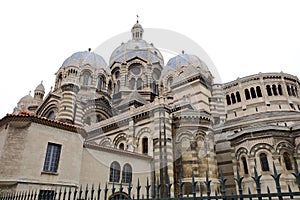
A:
[109, 21, 164, 66]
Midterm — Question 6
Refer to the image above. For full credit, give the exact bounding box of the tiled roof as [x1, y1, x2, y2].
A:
[3, 110, 84, 132]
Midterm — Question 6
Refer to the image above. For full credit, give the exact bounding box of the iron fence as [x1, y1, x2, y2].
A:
[2, 160, 300, 200]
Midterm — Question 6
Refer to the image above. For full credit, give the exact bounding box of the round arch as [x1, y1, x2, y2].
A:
[249, 143, 275, 157]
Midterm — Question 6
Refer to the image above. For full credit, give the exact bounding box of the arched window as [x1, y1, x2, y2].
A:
[108, 81, 112, 94]
[97, 77, 103, 91]
[250, 87, 256, 98]
[266, 85, 272, 96]
[236, 92, 241, 102]
[272, 84, 278, 96]
[231, 93, 236, 104]
[119, 143, 124, 150]
[96, 115, 102, 123]
[113, 83, 116, 94]
[167, 77, 173, 88]
[116, 80, 121, 93]
[47, 111, 55, 120]
[115, 70, 120, 79]
[245, 89, 250, 100]
[84, 117, 91, 125]
[256, 86, 262, 97]
[226, 95, 231, 105]
[137, 78, 143, 90]
[154, 84, 159, 95]
[259, 153, 270, 171]
[122, 164, 132, 183]
[241, 156, 249, 174]
[292, 86, 296, 96]
[109, 161, 120, 182]
[142, 137, 148, 154]
[83, 72, 90, 86]
[56, 73, 63, 89]
[287, 85, 291, 96]
[283, 152, 293, 170]
[278, 84, 283, 95]
[129, 78, 135, 90]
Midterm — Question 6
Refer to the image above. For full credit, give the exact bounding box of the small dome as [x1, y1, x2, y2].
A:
[61, 50, 107, 69]
[109, 40, 164, 66]
[35, 81, 45, 93]
[165, 53, 211, 78]
[132, 21, 143, 29]
[18, 94, 34, 104]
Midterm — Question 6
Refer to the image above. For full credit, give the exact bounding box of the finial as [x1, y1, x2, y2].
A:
[88, 48, 91, 52]
[29, 90, 31, 95]
[41, 80, 43, 84]
[136, 14, 139, 23]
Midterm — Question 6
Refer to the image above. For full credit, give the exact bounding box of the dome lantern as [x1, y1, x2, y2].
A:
[131, 19, 144, 40]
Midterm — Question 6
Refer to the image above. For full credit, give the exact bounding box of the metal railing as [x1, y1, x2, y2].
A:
[2, 160, 300, 200]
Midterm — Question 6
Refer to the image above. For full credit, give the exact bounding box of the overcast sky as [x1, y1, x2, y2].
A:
[0, 0, 300, 118]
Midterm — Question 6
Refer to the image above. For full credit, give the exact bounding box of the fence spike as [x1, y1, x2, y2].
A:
[204, 171, 212, 197]
[251, 167, 262, 198]
[68, 187, 72, 200]
[111, 182, 115, 200]
[34, 190, 37, 200]
[219, 170, 227, 197]
[270, 162, 282, 200]
[156, 178, 160, 199]
[24, 191, 27, 200]
[119, 182, 123, 200]
[97, 184, 101, 200]
[178, 175, 183, 198]
[191, 172, 197, 198]
[85, 184, 89, 200]
[104, 183, 108, 200]
[145, 177, 151, 200]
[63, 187, 67, 200]
[137, 178, 141, 200]
[91, 184, 95, 200]
[73, 188, 77, 200]
[292, 158, 300, 191]
[79, 185, 83, 200]
[234, 167, 244, 196]
[128, 182, 132, 200]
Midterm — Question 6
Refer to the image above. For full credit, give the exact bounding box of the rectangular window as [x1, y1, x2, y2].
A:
[43, 143, 61, 173]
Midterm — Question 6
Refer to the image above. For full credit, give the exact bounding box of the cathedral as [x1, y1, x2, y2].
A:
[1, 20, 300, 198]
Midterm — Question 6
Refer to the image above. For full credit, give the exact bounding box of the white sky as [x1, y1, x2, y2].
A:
[0, 0, 300, 118]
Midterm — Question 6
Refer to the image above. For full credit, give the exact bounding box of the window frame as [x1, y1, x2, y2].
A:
[109, 161, 121, 183]
[142, 137, 148, 154]
[283, 152, 293, 171]
[259, 152, 270, 172]
[43, 143, 61, 173]
[121, 163, 132, 184]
